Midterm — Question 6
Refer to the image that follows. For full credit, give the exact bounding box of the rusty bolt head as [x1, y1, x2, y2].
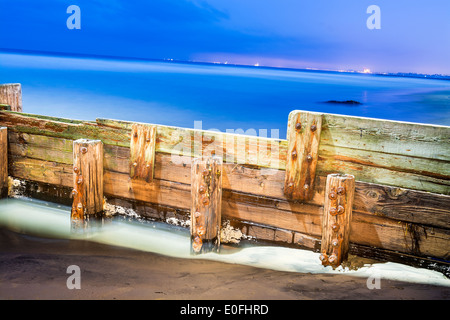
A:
[291, 150, 297, 159]
[71, 189, 78, 196]
[146, 137, 151, 143]
[202, 168, 209, 176]
[197, 226, 206, 236]
[331, 223, 340, 232]
[337, 205, 345, 215]
[310, 124, 317, 132]
[329, 207, 338, 216]
[304, 184, 309, 190]
[328, 254, 337, 264]
[132, 162, 137, 167]
[133, 132, 138, 138]
[295, 122, 302, 131]
[73, 166, 79, 173]
[80, 147, 88, 154]
[332, 239, 339, 247]
[337, 186, 345, 195]
[199, 185, 206, 194]
[306, 154, 313, 162]
[328, 192, 337, 200]
[194, 211, 202, 219]
[319, 253, 328, 262]
[202, 197, 210, 206]
[287, 182, 294, 190]
[77, 176, 83, 185]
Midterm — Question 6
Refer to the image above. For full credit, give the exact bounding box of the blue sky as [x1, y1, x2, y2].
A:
[0, 0, 449, 74]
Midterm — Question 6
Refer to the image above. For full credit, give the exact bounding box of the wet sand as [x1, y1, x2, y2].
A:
[0, 228, 449, 300]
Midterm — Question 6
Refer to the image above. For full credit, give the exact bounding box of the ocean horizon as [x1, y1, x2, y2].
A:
[1, 51, 449, 139]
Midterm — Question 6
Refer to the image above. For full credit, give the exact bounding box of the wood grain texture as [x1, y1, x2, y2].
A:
[320, 174, 355, 267]
[130, 124, 156, 182]
[6, 132, 450, 229]
[0, 127, 7, 197]
[190, 156, 222, 253]
[1, 111, 449, 193]
[285, 111, 322, 201]
[0, 84, 22, 112]
[72, 139, 103, 224]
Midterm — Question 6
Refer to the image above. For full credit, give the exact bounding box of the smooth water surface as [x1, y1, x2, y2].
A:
[1, 52, 449, 139]
[0, 197, 449, 287]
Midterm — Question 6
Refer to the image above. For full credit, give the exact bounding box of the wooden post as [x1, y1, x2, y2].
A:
[130, 123, 156, 183]
[191, 156, 222, 254]
[0, 127, 7, 198]
[284, 110, 322, 201]
[71, 139, 104, 229]
[0, 84, 22, 112]
[320, 173, 355, 267]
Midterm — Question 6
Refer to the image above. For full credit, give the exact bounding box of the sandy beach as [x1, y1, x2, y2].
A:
[0, 228, 449, 301]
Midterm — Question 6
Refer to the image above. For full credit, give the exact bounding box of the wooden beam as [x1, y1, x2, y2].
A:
[0, 127, 7, 198]
[0, 84, 22, 112]
[190, 156, 223, 254]
[130, 123, 156, 182]
[285, 111, 322, 201]
[320, 173, 355, 267]
[71, 139, 104, 229]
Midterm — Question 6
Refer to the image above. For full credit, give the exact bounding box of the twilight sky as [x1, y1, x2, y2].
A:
[0, 0, 449, 74]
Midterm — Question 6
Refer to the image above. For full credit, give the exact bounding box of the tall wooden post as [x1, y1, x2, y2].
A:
[191, 156, 222, 254]
[0, 127, 7, 198]
[71, 139, 104, 229]
[284, 110, 323, 201]
[320, 173, 355, 267]
[0, 84, 22, 112]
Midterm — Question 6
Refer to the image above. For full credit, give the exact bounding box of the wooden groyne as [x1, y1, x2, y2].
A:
[0, 84, 449, 271]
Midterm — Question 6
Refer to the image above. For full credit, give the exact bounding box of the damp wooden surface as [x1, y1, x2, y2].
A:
[2, 110, 450, 261]
[1, 111, 449, 194]
[0, 84, 22, 112]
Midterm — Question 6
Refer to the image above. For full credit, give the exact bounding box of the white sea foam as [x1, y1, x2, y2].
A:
[0, 197, 449, 287]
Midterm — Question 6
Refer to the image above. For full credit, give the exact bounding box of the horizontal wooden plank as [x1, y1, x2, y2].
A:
[7, 131, 450, 229]
[2, 111, 449, 193]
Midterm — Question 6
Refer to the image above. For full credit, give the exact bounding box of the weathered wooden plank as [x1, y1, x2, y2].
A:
[130, 124, 156, 182]
[2, 112, 449, 193]
[0, 111, 130, 147]
[7, 132, 450, 229]
[191, 156, 222, 253]
[320, 174, 355, 267]
[284, 111, 322, 201]
[350, 213, 450, 260]
[0, 84, 22, 112]
[97, 116, 450, 194]
[7, 153, 449, 259]
[71, 140, 104, 225]
[0, 127, 7, 198]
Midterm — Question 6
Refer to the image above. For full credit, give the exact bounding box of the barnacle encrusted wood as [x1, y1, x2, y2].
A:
[130, 123, 156, 182]
[320, 173, 355, 267]
[191, 156, 223, 254]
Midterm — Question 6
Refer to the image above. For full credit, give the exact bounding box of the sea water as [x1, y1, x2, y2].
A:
[0, 52, 449, 139]
[0, 197, 449, 288]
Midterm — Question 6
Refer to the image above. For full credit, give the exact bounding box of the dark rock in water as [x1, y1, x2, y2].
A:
[324, 100, 362, 105]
